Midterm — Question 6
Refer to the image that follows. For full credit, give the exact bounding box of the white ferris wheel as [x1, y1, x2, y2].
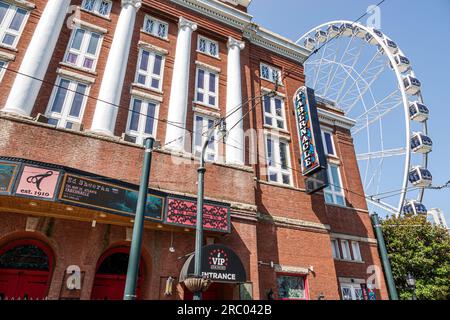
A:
[296, 21, 433, 216]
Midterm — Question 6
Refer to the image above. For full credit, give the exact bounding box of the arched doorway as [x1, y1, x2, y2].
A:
[0, 239, 54, 300]
[90, 247, 145, 300]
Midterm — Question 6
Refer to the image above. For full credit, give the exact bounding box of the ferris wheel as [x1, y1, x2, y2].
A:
[296, 21, 432, 216]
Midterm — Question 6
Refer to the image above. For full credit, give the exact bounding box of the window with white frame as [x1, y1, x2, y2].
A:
[0, 59, 7, 82]
[198, 36, 219, 58]
[341, 283, 364, 300]
[277, 275, 308, 300]
[331, 239, 341, 259]
[135, 48, 165, 91]
[46, 77, 89, 129]
[263, 94, 286, 130]
[260, 63, 282, 84]
[126, 97, 159, 145]
[265, 135, 292, 185]
[351, 241, 362, 261]
[340, 240, 351, 260]
[193, 114, 217, 162]
[322, 130, 336, 156]
[195, 68, 218, 108]
[143, 15, 168, 40]
[81, 0, 112, 17]
[324, 164, 346, 206]
[0, 1, 29, 48]
[64, 28, 102, 71]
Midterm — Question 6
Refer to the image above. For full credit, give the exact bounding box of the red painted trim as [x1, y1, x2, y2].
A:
[275, 273, 310, 300]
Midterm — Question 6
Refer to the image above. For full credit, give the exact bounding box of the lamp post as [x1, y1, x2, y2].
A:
[192, 119, 227, 300]
[406, 273, 417, 300]
[124, 137, 155, 300]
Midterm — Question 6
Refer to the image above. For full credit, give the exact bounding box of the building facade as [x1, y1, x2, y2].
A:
[0, 0, 388, 300]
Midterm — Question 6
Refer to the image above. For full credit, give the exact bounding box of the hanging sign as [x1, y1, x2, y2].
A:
[293, 86, 326, 176]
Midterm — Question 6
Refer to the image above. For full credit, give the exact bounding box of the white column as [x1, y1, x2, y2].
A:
[226, 37, 245, 165]
[2, 0, 71, 116]
[165, 17, 197, 152]
[90, 0, 141, 136]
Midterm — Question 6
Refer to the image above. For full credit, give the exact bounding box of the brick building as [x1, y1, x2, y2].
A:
[0, 0, 388, 300]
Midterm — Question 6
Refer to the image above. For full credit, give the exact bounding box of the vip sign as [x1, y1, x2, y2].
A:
[293, 87, 324, 176]
[209, 248, 228, 271]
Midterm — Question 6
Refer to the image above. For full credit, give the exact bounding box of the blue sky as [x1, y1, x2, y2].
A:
[248, 0, 450, 223]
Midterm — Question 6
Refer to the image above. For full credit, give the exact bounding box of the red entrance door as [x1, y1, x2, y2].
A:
[90, 248, 144, 300]
[0, 240, 53, 300]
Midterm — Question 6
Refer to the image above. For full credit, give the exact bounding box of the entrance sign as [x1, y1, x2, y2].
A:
[15, 165, 61, 200]
[293, 86, 326, 176]
[180, 244, 247, 283]
[58, 174, 164, 221]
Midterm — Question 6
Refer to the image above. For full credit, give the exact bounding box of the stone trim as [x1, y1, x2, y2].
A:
[6, 0, 35, 10]
[274, 264, 309, 275]
[130, 88, 164, 102]
[338, 277, 366, 284]
[56, 68, 96, 84]
[192, 105, 221, 118]
[318, 108, 356, 130]
[138, 41, 169, 55]
[330, 232, 377, 244]
[257, 213, 331, 231]
[71, 18, 108, 34]
[0, 50, 15, 61]
[195, 60, 221, 73]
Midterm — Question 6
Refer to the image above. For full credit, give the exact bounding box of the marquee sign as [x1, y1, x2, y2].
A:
[293, 86, 326, 176]
[15, 165, 61, 200]
[58, 174, 164, 222]
[180, 244, 247, 284]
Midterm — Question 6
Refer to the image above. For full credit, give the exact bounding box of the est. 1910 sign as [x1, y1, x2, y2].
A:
[293, 86, 326, 176]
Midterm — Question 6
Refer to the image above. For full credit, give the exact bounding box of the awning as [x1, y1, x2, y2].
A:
[179, 244, 247, 284]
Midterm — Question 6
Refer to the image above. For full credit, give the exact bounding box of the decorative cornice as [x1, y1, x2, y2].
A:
[171, 0, 252, 30]
[0, 50, 15, 61]
[274, 264, 309, 275]
[243, 23, 310, 63]
[122, 0, 142, 9]
[179, 16, 198, 32]
[317, 107, 356, 130]
[227, 37, 245, 50]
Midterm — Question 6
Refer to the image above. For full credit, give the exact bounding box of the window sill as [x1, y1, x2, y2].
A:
[140, 29, 170, 42]
[257, 179, 306, 193]
[131, 82, 164, 95]
[193, 101, 220, 112]
[196, 50, 221, 61]
[334, 258, 365, 264]
[59, 62, 98, 76]
[79, 7, 112, 21]
[0, 43, 18, 52]
[263, 124, 290, 136]
[325, 203, 351, 210]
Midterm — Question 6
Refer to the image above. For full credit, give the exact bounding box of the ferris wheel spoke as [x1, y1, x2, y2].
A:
[367, 198, 399, 215]
[365, 158, 385, 192]
[356, 147, 407, 161]
[338, 51, 387, 114]
[352, 99, 403, 135]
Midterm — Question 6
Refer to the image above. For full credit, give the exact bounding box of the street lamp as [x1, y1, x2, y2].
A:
[406, 273, 417, 300]
[191, 118, 227, 300]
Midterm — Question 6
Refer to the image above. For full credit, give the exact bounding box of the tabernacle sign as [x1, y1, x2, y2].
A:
[180, 244, 247, 283]
[293, 86, 326, 176]
[58, 174, 164, 221]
